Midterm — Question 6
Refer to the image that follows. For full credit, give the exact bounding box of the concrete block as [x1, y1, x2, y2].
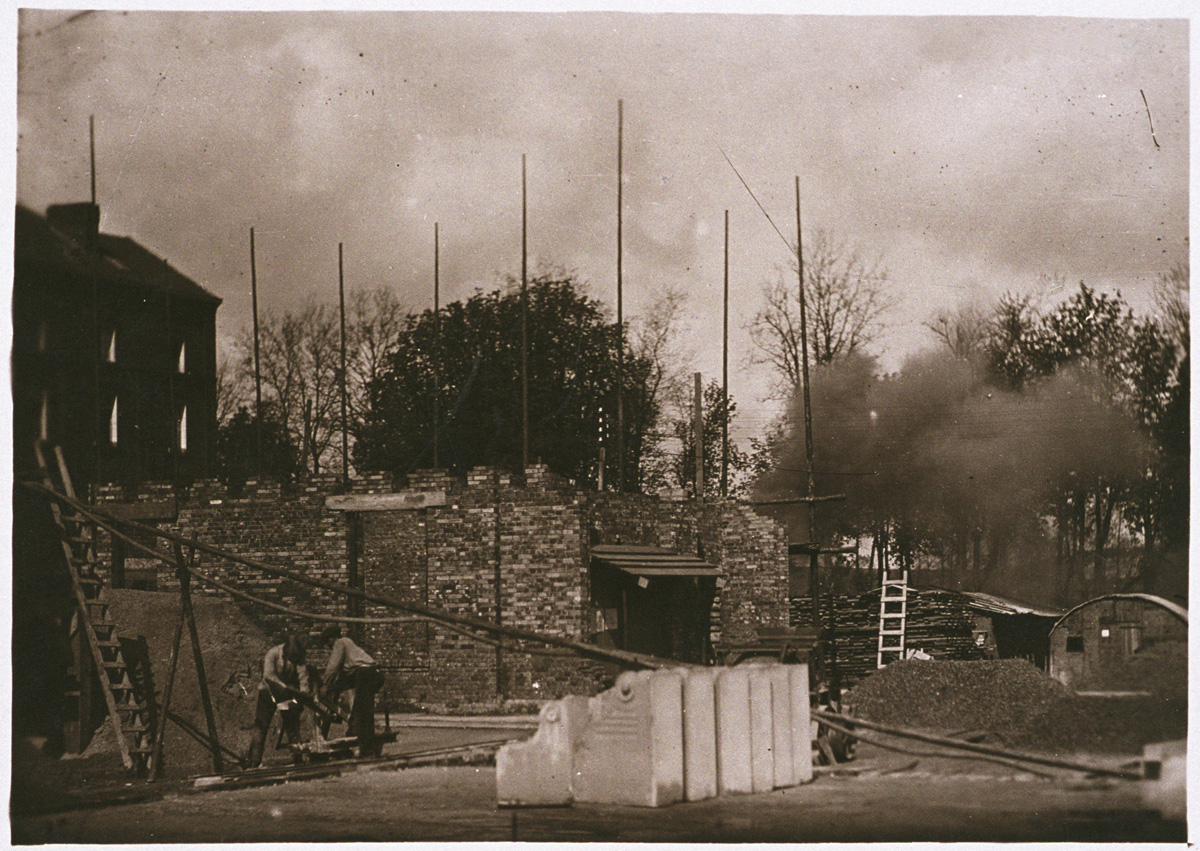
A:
[1141, 739, 1186, 823]
[495, 695, 588, 806]
[768, 664, 795, 788]
[573, 669, 685, 807]
[789, 664, 813, 784]
[715, 667, 753, 794]
[748, 666, 775, 793]
[682, 668, 718, 802]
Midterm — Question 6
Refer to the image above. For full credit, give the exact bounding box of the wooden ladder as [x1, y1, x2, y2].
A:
[875, 566, 909, 668]
[36, 441, 153, 772]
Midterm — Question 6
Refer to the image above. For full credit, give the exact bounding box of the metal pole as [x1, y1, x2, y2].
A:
[721, 209, 729, 498]
[795, 177, 819, 633]
[338, 242, 349, 486]
[693, 372, 703, 499]
[439, 222, 444, 468]
[616, 99, 625, 493]
[521, 154, 529, 471]
[250, 227, 263, 476]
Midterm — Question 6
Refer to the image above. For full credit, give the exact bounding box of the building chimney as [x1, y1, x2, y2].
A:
[46, 202, 100, 249]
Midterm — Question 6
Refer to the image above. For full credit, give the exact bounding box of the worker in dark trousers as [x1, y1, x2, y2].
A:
[246, 633, 311, 768]
[319, 625, 384, 758]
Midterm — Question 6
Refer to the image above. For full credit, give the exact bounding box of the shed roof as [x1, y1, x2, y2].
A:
[957, 590, 1063, 619]
[590, 544, 721, 577]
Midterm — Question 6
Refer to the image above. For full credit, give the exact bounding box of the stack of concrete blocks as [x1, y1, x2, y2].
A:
[496, 662, 812, 807]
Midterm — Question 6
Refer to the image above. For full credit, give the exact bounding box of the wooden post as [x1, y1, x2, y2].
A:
[148, 545, 189, 781]
[693, 372, 704, 499]
[179, 543, 223, 773]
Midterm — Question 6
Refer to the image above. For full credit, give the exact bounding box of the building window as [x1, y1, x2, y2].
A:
[1120, 625, 1143, 655]
[105, 329, 116, 363]
[109, 397, 118, 445]
[178, 406, 188, 452]
[39, 391, 49, 441]
[178, 341, 186, 373]
[1066, 635, 1084, 653]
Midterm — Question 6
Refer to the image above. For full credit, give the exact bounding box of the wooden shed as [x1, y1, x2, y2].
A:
[1048, 594, 1187, 694]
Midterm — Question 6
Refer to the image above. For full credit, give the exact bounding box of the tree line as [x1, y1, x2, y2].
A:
[215, 237, 1188, 607]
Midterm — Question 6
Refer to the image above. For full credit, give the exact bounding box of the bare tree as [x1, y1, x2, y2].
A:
[748, 229, 891, 396]
[1153, 261, 1189, 355]
[926, 303, 988, 360]
[629, 286, 691, 492]
[235, 299, 341, 477]
[215, 350, 247, 426]
[346, 286, 409, 427]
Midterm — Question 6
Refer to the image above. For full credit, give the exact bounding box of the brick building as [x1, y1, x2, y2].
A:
[13, 202, 221, 489]
[12, 201, 221, 749]
[92, 465, 791, 710]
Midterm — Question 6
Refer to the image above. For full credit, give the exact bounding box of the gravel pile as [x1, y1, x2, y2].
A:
[845, 658, 1186, 756]
[845, 659, 1068, 733]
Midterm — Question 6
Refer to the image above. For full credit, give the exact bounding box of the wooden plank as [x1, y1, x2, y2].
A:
[325, 491, 447, 512]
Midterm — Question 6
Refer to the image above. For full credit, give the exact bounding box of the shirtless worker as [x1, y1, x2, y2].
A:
[246, 633, 311, 768]
[318, 625, 384, 758]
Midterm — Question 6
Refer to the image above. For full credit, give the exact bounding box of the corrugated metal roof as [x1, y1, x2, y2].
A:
[1052, 593, 1189, 630]
[590, 544, 721, 577]
[958, 590, 1063, 619]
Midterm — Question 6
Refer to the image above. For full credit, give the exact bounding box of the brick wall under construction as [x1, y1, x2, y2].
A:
[90, 467, 790, 710]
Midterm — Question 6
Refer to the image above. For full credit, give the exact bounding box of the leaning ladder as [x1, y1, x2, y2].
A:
[875, 566, 909, 668]
[36, 441, 152, 772]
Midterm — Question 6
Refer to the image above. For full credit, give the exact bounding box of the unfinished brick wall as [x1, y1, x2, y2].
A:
[93, 475, 350, 643]
[89, 468, 790, 711]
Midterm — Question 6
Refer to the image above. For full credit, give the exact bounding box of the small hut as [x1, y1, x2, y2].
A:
[1048, 594, 1187, 694]
[959, 591, 1062, 670]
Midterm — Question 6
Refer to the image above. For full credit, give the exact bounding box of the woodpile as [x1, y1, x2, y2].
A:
[791, 590, 986, 687]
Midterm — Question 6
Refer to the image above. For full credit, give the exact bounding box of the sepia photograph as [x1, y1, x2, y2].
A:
[10, 4, 1189, 843]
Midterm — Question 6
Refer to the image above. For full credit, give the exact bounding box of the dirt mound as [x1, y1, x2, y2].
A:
[86, 589, 275, 778]
[845, 658, 1187, 755]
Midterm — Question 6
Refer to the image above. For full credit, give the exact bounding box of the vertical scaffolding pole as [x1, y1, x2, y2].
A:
[521, 154, 529, 471]
[693, 372, 704, 499]
[721, 209, 730, 498]
[439, 222, 444, 468]
[250, 227, 263, 476]
[616, 98, 625, 493]
[338, 242, 349, 486]
[795, 177, 819, 633]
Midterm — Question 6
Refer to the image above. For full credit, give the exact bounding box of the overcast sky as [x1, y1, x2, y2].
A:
[14, 7, 1189, 443]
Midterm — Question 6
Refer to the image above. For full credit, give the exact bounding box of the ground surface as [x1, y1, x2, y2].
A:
[11, 737, 1185, 844]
